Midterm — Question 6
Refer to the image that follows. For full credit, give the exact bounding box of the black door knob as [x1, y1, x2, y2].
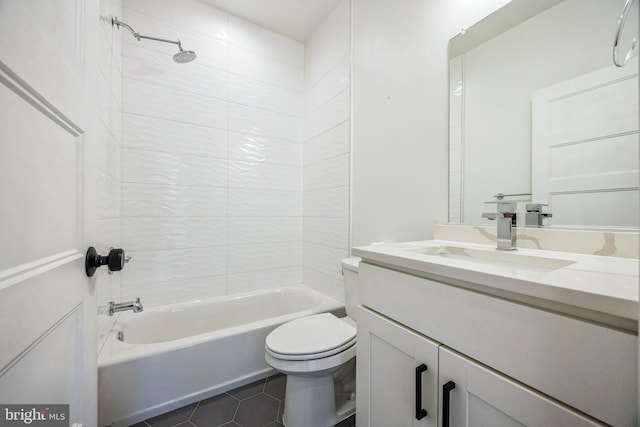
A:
[85, 247, 129, 277]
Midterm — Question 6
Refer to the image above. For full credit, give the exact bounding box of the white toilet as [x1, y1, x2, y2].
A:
[265, 257, 360, 427]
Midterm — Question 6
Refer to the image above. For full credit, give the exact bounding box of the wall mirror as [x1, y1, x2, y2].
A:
[448, 0, 639, 229]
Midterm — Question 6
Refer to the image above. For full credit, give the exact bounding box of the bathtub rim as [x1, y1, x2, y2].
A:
[98, 284, 345, 367]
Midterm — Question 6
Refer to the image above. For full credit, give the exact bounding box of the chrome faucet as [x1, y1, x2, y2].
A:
[525, 204, 553, 227]
[482, 200, 518, 251]
[108, 297, 143, 316]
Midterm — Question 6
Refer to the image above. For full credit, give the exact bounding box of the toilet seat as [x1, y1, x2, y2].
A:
[266, 313, 356, 361]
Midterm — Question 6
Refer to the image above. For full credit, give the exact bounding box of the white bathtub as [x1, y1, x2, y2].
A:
[97, 285, 344, 427]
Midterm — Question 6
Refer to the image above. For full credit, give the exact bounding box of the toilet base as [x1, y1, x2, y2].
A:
[281, 359, 356, 427]
[283, 374, 336, 427]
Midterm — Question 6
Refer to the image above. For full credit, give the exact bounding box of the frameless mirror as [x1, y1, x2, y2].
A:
[448, 0, 639, 229]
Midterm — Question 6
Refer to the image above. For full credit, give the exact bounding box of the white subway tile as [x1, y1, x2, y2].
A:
[304, 89, 349, 141]
[228, 217, 302, 245]
[228, 267, 302, 294]
[122, 183, 227, 217]
[229, 160, 301, 191]
[229, 132, 302, 166]
[123, 78, 227, 128]
[305, 27, 349, 90]
[228, 242, 302, 274]
[303, 153, 349, 192]
[303, 242, 347, 283]
[98, 218, 122, 249]
[123, 43, 228, 100]
[228, 15, 304, 69]
[229, 73, 303, 117]
[123, 79, 227, 129]
[122, 274, 228, 307]
[122, 246, 227, 286]
[123, 148, 228, 187]
[303, 217, 348, 250]
[115, 0, 352, 307]
[122, 217, 227, 251]
[124, 0, 229, 42]
[122, 113, 228, 157]
[304, 121, 350, 166]
[229, 103, 302, 142]
[303, 186, 349, 218]
[229, 47, 303, 92]
[229, 189, 302, 217]
[305, 57, 349, 116]
[303, 266, 344, 303]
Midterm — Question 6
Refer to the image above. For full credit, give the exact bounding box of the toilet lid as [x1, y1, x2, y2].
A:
[265, 313, 356, 357]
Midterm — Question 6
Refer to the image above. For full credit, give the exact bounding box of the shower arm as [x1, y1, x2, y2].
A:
[112, 17, 184, 51]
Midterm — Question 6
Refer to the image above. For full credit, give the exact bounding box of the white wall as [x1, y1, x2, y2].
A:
[120, 0, 304, 306]
[351, 0, 510, 247]
[303, 0, 351, 302]
[96, 0, 124, 352]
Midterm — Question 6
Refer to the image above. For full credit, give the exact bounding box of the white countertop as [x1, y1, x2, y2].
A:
[352, 240, 639, 324]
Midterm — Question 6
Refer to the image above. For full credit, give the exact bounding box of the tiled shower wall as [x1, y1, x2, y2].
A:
[303, 0, 351, 302]
[96, 0, 124, 351]
[120, 0, 305, 306]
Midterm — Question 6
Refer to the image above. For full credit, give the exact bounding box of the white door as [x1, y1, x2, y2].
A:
[438, 347, 604, 427]
[356, 306, 440, 427]
[531, 62, 639, 227]
[0, 0, 98, 425]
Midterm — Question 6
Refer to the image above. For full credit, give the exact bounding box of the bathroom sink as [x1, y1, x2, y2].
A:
[413, 245, 575, 271]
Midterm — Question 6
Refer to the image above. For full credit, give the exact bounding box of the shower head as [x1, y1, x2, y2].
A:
[111, 17, 197, 64]
[173, 44, 197, 64]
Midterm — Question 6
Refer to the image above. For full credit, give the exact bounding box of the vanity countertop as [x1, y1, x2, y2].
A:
[352, 240, 639, 327]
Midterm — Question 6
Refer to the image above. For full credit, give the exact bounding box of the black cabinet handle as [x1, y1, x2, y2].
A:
[415, 364, 428, 420]
[442, 380, 456, 427]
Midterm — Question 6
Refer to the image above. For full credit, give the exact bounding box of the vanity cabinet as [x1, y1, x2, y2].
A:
[439, 346, 602, 426]
[356, 262, 637, 427]
[356, 306, 440, 427]
[357, 307, 602, 427]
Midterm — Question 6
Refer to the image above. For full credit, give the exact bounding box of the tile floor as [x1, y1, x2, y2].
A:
[130, 374, 356, 427]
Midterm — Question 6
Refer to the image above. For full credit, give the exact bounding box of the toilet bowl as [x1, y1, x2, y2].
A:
[264, 257, 360, 427]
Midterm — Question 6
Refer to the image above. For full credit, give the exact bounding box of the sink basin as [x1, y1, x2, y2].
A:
[414, 246, 575, 271]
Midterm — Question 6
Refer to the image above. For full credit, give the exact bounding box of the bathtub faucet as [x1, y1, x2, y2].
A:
[108, 297, 143, 316]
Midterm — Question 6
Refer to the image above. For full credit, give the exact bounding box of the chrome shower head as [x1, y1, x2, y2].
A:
[173, 48, 197, 64]
[112, 17, 197, 64]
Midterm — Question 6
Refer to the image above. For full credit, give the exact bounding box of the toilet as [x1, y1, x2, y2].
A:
[265, 257, 360, 427]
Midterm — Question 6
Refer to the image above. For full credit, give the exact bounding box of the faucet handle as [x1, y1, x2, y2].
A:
[525, 204, 553, 227]
[496, 201, 517, 213]
[482, 213, 498, 220]
[493, 192, 531, 200]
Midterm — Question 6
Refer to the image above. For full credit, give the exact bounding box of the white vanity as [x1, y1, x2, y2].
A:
[353, 240, 638, 426]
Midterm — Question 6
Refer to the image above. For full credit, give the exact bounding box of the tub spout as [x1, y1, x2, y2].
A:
[109, 297, 143, 316]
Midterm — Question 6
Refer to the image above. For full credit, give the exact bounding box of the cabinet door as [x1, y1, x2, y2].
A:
[438, 347, 605, 427]
[356, 307, 440, 427]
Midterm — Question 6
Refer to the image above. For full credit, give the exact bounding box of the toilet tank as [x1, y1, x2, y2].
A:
[341, 257, 361, 321]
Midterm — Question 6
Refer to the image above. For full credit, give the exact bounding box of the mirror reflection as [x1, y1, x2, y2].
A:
[448, 0, 639, 229]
